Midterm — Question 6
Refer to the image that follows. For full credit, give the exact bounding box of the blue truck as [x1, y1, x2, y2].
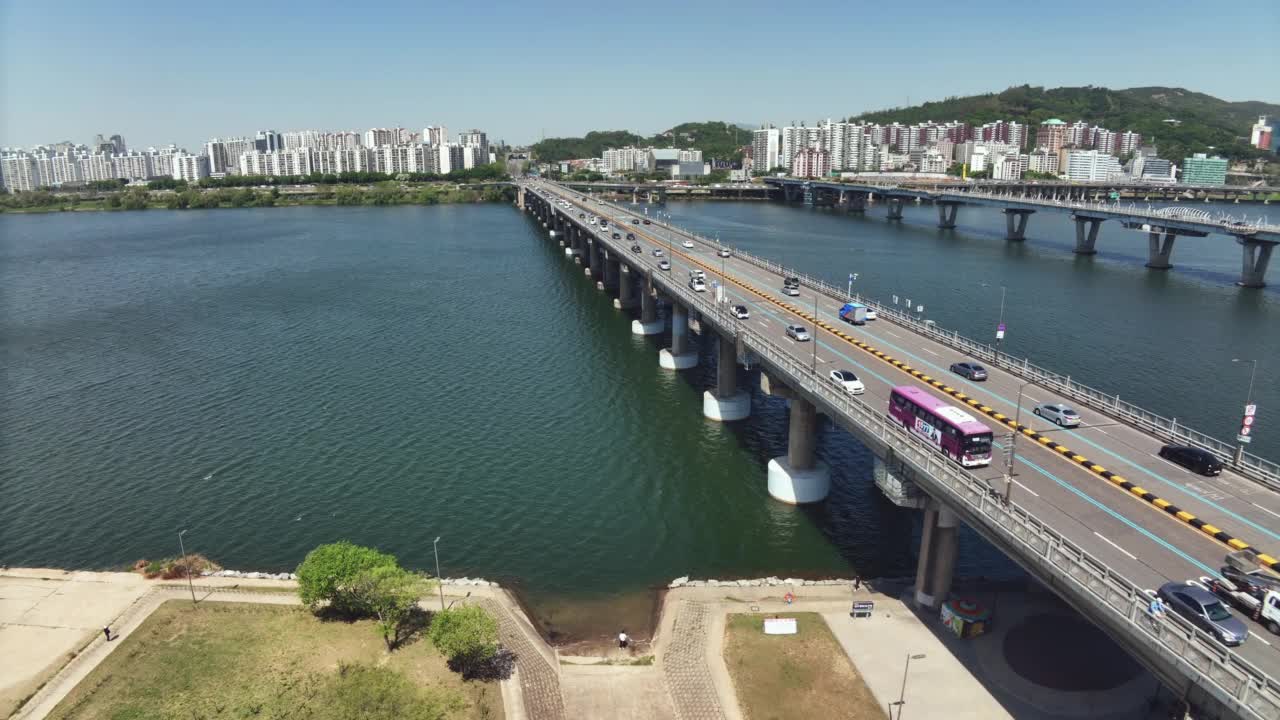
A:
[839, 303, 868, 325]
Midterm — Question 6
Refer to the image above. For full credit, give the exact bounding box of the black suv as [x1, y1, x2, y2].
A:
[1158, 445, 1224, 476]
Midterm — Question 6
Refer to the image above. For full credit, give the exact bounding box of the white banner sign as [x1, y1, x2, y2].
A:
[763, 618, 797, 635]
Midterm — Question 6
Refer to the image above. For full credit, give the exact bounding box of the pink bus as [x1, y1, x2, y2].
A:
[888, 386, 993, 467]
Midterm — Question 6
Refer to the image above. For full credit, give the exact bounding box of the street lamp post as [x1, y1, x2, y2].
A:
[1003, 381, 1032, 504]
[1232, 358, 1258, 466]
[891, 653, 927, 719]
[177, 529, 196, 605]
[847, 272, 858, 300]
[433, 536, 445, 611]
[811, 290, 820, 373]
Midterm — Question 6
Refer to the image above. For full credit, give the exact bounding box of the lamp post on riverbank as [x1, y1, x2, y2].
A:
[890, 652, 926, 719]
[433, 537, 445, 611]
[178, 529, 195, 606]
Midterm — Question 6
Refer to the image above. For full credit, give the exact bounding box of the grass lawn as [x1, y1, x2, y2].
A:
[48, 601, 502, 720]
[723, 612, 884, 720]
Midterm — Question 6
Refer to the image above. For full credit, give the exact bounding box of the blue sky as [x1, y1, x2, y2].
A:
[2, 0, 1276, 151]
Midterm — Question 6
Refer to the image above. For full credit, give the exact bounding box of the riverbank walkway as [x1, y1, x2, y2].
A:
[3, 568, 1173, 720]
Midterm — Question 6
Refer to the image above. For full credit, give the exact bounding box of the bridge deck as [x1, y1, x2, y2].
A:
[529, 179, 1280, 685]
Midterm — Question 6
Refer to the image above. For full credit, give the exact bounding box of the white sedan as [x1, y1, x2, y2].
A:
[682, 240, 695, 249]
[829, 369, 865, 395]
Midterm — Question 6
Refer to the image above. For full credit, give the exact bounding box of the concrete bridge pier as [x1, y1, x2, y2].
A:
[703, 332, 751, 421]
[767, 396, 830, 503]
[659, 302, 697, 369]
[1145, 231, 1177, 270]
[936, 202, 960, 229]
[914, 504, 959, 609]
[614, 264, 637, 310]
[1237, 238, 1277, 288]
[632, 277, 663, 335]
[886, 196, 905, 220]
[587, 239, 601, 280]
[603, 253, 619, 291]
[1003, 209, 1034, 241]
[1072, 216, 1104, 255]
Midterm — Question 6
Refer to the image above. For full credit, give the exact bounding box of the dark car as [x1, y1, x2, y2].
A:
[642, 219, 651, 224]
[578, 212, 585, 219]
[1159, 445, 1224, 476]
[1156, 581, 1247, 646]
[632, 219, 640, 224]
[950, 362, 988, 381]
[626, 233, 635, 241]
[612, 232, 622, 240]
[630, 244, 642, 253]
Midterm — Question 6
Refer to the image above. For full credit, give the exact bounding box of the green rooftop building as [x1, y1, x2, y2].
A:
[1181, 153, 1228, 185]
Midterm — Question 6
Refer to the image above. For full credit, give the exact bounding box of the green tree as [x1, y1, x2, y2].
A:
[295, 541, 398, 614]
[348, 565, 432, 649]
[429, 605, 498, 665]
[335, 185, 365, 206]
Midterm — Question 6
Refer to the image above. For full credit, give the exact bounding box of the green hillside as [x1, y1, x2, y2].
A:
[852, 85, 1279, 162]
[531, 121, 747, 164]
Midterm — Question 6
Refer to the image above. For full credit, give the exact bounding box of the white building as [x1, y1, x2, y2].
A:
[423, 126, 449, 146]
[459, 129, 487, 150]
[603, 147, 646, 173]
[239, 149, 314, 176]
[991, 153, 1026, 181]
[917, 149, 948, 174]
[1092, 129, 1118, 155]
[751, 127, 780, 173]
[678, 149, 702, 163]
[312, 147, 375, 174]
[171, 153, 210, 182]
[364, 128, 405, 148]
[80, 153, 115, 182]
[112, 152, 153, 180]
[1027, 149, 1058, 174]
[2, 153, 41, 191]
[780, 125, 820, 169]
[1065, 150, 1122, 182]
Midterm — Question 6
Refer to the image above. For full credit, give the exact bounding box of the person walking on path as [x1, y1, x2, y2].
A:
[102, 626, 112, 642]
[618, 631, 629, 649]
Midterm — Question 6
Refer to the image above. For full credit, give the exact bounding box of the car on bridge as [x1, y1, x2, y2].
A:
[578, 212, 585, 219]
[626, 233, 635, 241]
[632, 219, 640, 224]
[1157, 581, 1248, 647]
[630, 244, 642, 253]
[658, 260, 671, 271]
[949, 362, 988, 381]
[689, 269, 705, 280]
[829, 369, 865, 395]
[781, 284, 800, 297]
[1034, 403, 1081, 427]
[689, 277, 707, 292]
[786, 325, 811, 342]
[1158, 445, 1224, 477]
[682, 240, 695, 249]
[731, 305, 750, 319]
[652, 248, 664, 257]
[642, 219, 651, 225]
[613, 233, 622, 239]
[718, 248, 731, 258]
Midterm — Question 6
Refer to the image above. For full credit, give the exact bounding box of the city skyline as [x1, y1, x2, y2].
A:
[3, 0, 1277, 152]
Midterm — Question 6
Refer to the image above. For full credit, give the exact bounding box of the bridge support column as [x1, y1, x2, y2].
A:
[846, 192, 867, 213]
[703, 332, 750, 421]
[1145, 231, 1176, 270]
[768, 397, 830, 503]
[659, 302, 697, 370]
[913, 505, 959, 609]
[1237, 238, 1277, 288]
[1072, 216, 1104, 255]
[614, 264, 637, 310]
[551, 213, 562, 240]
[632, 279, 662, 335]
[936, 202, 960, 229]
[603, 254, 619, 290]
[587, 239, 601, 280]
[886, 197, 905, 220]
[1003, 209, 1033, 241]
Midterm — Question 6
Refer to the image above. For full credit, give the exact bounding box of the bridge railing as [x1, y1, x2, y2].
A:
[634, 207, 1280, 493]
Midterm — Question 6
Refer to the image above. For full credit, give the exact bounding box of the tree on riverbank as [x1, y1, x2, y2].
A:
[295, 541, 433, 638]
[429, 606, 513, 680]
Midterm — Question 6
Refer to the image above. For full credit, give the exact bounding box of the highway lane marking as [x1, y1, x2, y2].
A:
[845, 314, 1280, 548]
[543, 187, 1277, 569]
[1013, 480, 1040, 497]
[1023, 395, 1041, 405]
[1094, 532, 1138, 560]
[1251, 502, 1280, 521]
[884, 330, 902, 338]
[923, 348, 940, 357]
[1249, 631, 1273, 647]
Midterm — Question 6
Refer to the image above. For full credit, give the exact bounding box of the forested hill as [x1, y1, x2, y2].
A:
[531, 122, 749, 163]
[852, 85, 1280, 162]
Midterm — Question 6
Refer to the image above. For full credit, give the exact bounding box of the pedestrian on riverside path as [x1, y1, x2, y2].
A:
[618, 631, 629, 649]
[102, 626, 112, 642]
[853, 576, 862, 591]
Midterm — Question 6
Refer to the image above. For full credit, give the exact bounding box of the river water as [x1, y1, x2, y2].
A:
[1, 200, 1275, 643]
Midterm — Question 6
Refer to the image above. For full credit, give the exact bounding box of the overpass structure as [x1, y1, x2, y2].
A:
[765, 177, 1280, 288]
[518, 179, 1280, 719]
